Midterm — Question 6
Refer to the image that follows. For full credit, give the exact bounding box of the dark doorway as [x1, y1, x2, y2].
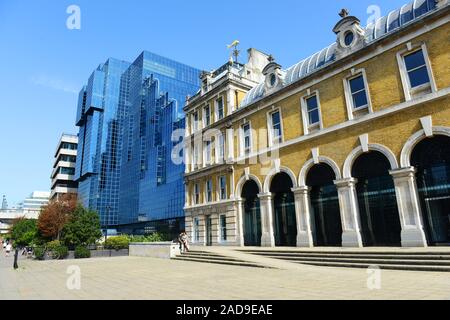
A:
[307, 164, 342, 246]
[411, 136, 450, 246]
[241, 180, 262, 246]
[352, 151, 401, 247]
[270, 173, 297, 247]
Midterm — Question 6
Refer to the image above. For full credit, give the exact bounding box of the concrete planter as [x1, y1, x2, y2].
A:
[129, 242, 181, 259]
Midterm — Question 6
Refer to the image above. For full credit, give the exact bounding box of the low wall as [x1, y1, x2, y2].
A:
[129, 242, 180, 259]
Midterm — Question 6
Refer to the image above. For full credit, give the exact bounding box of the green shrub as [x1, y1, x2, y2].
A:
[105, 236, 130, 250]
[46, 240, 61, 252]
[74, 246, 91, 259]
[34, 246, 46, 261]
[145, 232, 167, 242]
[52, 245, 69, 260]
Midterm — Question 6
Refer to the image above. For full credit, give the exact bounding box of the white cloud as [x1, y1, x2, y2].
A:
[30, 74, 78, 94]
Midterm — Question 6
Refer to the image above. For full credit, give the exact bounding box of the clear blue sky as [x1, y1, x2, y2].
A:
[0, 0, 408, 205]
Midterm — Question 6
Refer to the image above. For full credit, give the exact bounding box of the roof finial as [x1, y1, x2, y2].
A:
[267, 55, 275, 62]
[339, 8, 349, 18]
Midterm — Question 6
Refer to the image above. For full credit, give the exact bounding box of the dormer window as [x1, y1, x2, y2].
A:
[333, 9, 365, 59]
[262, 57, 284, 93]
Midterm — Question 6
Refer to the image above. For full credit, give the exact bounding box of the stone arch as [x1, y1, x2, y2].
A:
[235, 174, 263, 199]
[343, 143, 399, 178]
[298, 156, 342, 187]
[263, 166, 298, 193]
[400, 126, 450, 168]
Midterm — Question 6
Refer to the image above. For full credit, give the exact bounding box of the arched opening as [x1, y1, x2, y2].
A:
[241, 180, 262, 247]
[306, 164, 342, 246]
[270, 172, 297, 246]
[352, 151, 401, 247]
[411, 135, 450, 246]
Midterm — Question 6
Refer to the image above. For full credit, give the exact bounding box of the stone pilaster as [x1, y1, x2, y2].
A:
[235, 198, 245, 247]
[258, 193, 275, 247]
[390, 167, 428, 247]
[292, 187, 314, 247]
[334, 178, 363, 247]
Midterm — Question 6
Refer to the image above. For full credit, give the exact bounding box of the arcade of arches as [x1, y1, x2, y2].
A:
[237, 133, 450, 248]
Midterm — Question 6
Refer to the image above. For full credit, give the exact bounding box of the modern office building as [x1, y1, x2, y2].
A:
[1, 196, 7, 210]
[184, 0, 450, 248]
[18, 191, 50, 214]
[75, 52, 201, 233]
[118, 52, 201, 234]
[50, 134, 78, 200]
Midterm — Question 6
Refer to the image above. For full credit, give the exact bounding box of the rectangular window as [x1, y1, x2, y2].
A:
[205, 140, 212, 165]
[242, 123, 251, 155]
[206, 179, 213, 203]
[269, 110, 282, 145]
[219, 215, 227, 241]
[193, 217, 200, 242]
[217, 133, 225, 163]
[216, 97, 224, 120]
[349, 75, 369, 109]
[194, 183, 200, 205]
[193, 111, 199, 132]
[204, 105, 211, 127]
[404, 49, 430, 89]
[219, 176, 227, 200]
[305, 95, 320, 125]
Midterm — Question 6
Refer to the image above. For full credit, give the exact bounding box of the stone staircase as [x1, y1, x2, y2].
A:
[173, 250, 267, 268]
[241, 249, 450, 272]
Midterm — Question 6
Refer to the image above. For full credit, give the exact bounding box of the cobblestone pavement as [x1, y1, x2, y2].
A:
[1, 249, 450, 300]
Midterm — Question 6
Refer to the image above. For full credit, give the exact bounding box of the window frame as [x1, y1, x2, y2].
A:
[192, 111, 200, 132]
[193, 217, 200, 243]
[193, 183, 200, 205]
[396, 43, 436, 101]
[203, 104, 211, 127]
[218, 175, 227, 201]
[343, 68, 373, 120]
[215, 96, 225, 121]
[267, 107, 284, 147]
[300, 91, 323, 135]
[240, 121, 253, 156]
[205, 179, 213, 203]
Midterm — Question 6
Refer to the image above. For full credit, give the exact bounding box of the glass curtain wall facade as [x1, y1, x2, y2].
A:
[75, 52, 200, 229]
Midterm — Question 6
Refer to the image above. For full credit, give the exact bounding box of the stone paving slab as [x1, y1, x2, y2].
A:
[1, 252, 450, 300]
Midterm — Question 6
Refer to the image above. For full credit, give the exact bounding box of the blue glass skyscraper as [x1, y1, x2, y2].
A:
[75, 52, 201, 231]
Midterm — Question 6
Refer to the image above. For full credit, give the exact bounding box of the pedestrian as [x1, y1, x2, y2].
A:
[180, 231, 190, 253]
[5, 243, 12, 257]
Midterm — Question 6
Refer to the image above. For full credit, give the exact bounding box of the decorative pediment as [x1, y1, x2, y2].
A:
[262, 56, 285, 94]
[333, 9, 366, 60]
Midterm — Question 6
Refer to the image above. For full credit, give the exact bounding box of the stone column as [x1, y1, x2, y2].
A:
[226, 128, 234, 162]
[334, 178, 363, 247]
[258, 193, 275, 247]
[390, 167, 428, 247]
[292, 187, 314, 247]
[235, 198, 245, 246]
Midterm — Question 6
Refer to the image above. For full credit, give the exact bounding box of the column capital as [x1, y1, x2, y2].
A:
[292, 186, 309, 195]
[258, 193, 272, 201]
[390, 166, 417, 179]
[334, 178, 358, 188]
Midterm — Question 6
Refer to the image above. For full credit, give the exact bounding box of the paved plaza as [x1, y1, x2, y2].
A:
[1, 247, 450, 300]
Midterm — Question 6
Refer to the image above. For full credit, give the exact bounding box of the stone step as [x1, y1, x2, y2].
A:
[242, 250, 450, 256]
[180, 253, 245, 263]
[268, 256, 450, 266]
[173, 256, 266, 268]
[290, 260, 450, 273]
[250, 252, 450, 261]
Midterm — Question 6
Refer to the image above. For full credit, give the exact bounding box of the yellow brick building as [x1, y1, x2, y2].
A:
[184, 0, 450, 248]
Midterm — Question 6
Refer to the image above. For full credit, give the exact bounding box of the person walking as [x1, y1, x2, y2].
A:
[5, 243, 12, 257]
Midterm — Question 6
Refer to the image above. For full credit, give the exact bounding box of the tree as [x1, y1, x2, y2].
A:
[38, 194, 77, 240]
[61, 206, 102, 248]
[10, 218, 37, 248]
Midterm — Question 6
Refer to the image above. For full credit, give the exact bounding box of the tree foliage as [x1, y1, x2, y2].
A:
[38, 194, 77, 240]
[61, 206, 102, 247]
[10, 218, 38, 248]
